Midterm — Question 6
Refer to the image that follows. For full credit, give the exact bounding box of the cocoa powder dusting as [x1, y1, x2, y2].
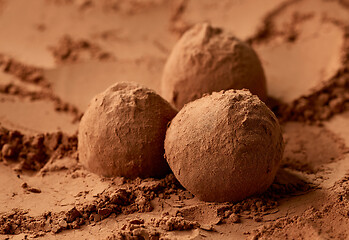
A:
[274, 69, 349, 123]
[0, 54, 83, 122]
[251, 5, 349, 124]
[0, 167, 313, 237]
[0, 126, 77, 171]
[250, 174, 349, 240]
[49, 35, 115, 64]
[0, 54, 48, 87]
[0, 174, 183, 235]
[1, 0, 349, 239]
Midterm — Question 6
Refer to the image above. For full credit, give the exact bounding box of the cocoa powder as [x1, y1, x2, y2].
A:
[0, 1, 348, 239]
[0, 54, 48, 87]
[250, 174, 349, 240]
[49, 35, 115, 64]
[273, 70, 349, 123]
[0, 126, 77, 171]
[0, 54, 83, 122]
[0, 174, 183, 235]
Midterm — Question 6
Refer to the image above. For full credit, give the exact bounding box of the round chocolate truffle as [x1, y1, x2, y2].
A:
[164, 89, 284, 202]
[78, 82, 177, 178]
[161, 23, 267, 109]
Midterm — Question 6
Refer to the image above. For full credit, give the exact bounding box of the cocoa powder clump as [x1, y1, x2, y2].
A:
[49, 35, 115, 64]
[0, 126, 77, 171]
[0, 54, 45, 85]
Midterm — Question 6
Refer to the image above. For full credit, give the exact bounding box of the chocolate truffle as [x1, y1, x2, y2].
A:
[164, 89, 283, 202]
[78, 82, 177, 178]
[161, 23, 267, 109]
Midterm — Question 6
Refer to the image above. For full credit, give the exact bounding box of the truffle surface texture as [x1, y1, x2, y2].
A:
[78, 82, 177, 178]
[161, 23, 267, 109]
[164, 89, 284, 202]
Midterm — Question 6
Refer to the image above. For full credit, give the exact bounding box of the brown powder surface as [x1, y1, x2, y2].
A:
[250, 174, 349, 240]
[49, 35, 115, 64]
[275, 69, 349, 123]
[0, 0, 349, 239]
[0, 54, 48, 87]
[247, 0, 349, 123]
[282, 122, 348, 173]
[0, 126, 77, 171]
[0, 54, 83, 124]
[0, 154, 312, 238]
[0, 171, 186, 236]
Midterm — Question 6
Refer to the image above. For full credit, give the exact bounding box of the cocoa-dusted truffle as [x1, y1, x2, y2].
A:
[78, 82, 177, 178]
[161, 23, 267, 109]
[164, 89, 284, 202]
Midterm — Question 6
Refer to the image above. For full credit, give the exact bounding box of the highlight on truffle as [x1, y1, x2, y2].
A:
[161, 23, 267, 109]
[78, 82, 178, 179]
[164, 89, 284, 202]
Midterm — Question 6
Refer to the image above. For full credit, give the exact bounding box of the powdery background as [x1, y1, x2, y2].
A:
[0, 0, 349, 239]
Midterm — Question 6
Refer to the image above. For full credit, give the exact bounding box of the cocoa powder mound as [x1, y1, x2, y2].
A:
[107, 221, 161, 240]
[274, 69, 349, 123]
[0, 126, 77, 171]
[0, 174, 183, 235]
[161, 23, 267, 109]
[0, 54, 48, 87]
[152, 216, 198, 231]
[107, 214, 198, 239]
[165, 89, 284, 202]
[49, 35, 115, 64]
